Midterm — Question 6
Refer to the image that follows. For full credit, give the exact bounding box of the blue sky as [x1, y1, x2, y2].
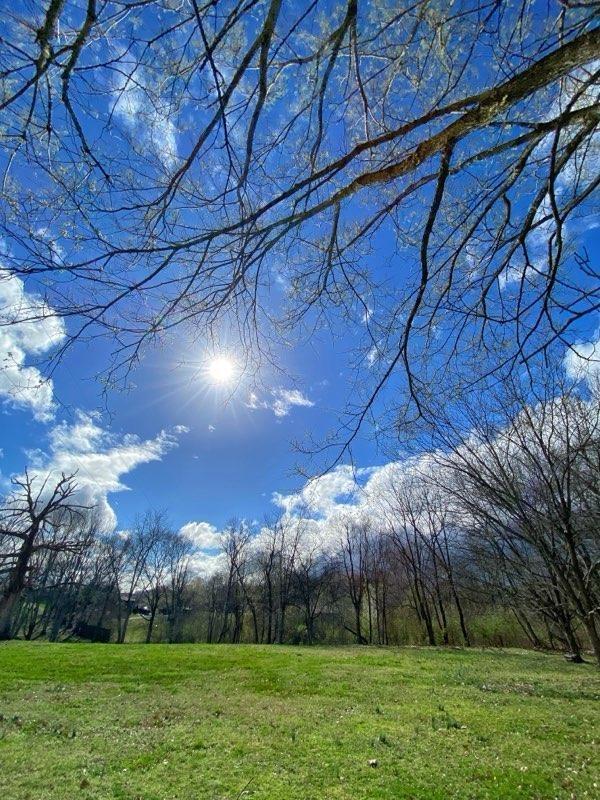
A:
[1, 3, 598, 556]
[0, 274, 387, 534]
[2, 225, 598, 543]
[1, 139, 599, 538]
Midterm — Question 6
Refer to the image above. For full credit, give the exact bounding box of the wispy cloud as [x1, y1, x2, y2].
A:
[112, 67, 178, 169]
[24, 412, 188, 532]
[246, 387, 314, 418]
[271, 388, 314, 417]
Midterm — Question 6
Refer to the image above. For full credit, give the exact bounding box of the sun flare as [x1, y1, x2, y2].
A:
[206, 355, 236, 385]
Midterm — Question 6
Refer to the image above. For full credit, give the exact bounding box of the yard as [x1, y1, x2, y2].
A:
[0, 643, 598, 799]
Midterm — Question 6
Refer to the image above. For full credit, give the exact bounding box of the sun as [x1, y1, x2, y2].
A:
[206, 355, 236, 385]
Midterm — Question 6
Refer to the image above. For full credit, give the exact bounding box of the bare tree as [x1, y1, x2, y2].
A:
[384, 481, 438, 646]
[1, 3, 598, 455]
[366, 532, 393, 646]
[217, 520, 250, 644]
[255, 520, 279, 643]
[104, 512, 164, 644]
[434, 375, 600, 664]
[273, 516, 301, 644]
[10, 516, 99, 642]
[419, 489, 471, 646]
[141, 513, 174, 643]
[0, 471, 88, 639]
[163, 531, 194, 643]
[293, 538, 332, 645]
[339, 518, 369, 644]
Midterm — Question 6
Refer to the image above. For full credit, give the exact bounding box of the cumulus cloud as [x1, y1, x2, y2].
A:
[188, 550, 227, 578]
[24, 412, 187, 532]
[246, 387, 314, 418]
[0, 270, 65, 421]
[268, 458, 437, 557]
[175, 521, 226, 578]
[179, 520, 221, 550]
[273, 465, 364, 516]
[175, 457, 437, 578]
[176, 386, 600, 580]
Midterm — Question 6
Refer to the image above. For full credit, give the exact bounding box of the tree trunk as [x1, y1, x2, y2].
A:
[0, 534, 35, 640]
[354, 601, 363, 645]
[451, 586, 470, 647]
[145, 604, 157, 643]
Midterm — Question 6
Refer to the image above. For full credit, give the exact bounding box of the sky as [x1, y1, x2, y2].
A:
[1, 4, 599, 573]
[1, 252, 599, 572]
[0, 262, 392, 541]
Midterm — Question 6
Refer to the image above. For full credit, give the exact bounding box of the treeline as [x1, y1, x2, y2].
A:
[1, 381, 599, 664]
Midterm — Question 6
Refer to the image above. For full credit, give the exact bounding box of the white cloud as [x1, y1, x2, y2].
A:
[499, 63, 599, 293]
[269, 458, 431, 557]
[272, 388, 314, 417]
[47, 410, 105, 453]
[177, 385, 600, 578]
[499, 200, 552, 291]
[564, 334, 600, 383]
[176, 520, 227, 578]
[177, 457, 445, 577]
[35, 227, 64, 266]
[273, 464, 362, 516]
[0, 270, 65, 421]
[245, 391, 261, 410]
[179, 520, 221, 550]
[246, 387, 314, 418]
[112, 67, 178, 168]
[367, 345, 380, 367]
[23, 412, 187, 532]
[542, 59, 600, 194]
[188, 550, 227, 578]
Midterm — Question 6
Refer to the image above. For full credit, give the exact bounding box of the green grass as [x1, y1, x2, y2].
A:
[0, 643, 598, 799]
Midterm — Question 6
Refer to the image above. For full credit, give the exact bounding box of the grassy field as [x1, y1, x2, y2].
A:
[0, 644, 598, 799]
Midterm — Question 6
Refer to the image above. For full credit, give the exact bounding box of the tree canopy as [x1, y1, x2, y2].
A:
[1, 0, 599, 450]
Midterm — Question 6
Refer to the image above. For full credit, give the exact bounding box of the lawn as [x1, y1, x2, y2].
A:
[0, 644, 598, 799]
